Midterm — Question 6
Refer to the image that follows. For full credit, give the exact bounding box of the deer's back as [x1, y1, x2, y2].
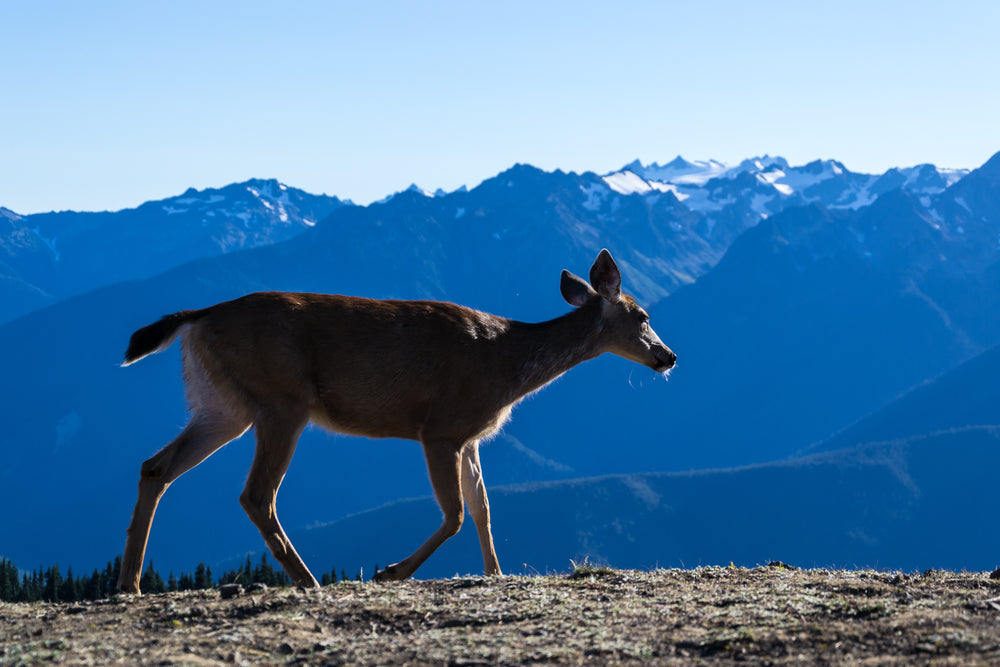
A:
[186, 291, 515, 442]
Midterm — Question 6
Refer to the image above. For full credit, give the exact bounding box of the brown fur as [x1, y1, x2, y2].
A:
[117, 249, 675, 593]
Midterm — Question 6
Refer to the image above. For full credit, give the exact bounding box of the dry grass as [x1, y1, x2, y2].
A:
[2, 565, 999, 665]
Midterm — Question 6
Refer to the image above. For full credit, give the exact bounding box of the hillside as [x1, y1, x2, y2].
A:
[808, 342, 1000, 454]
[2, 567, 998, 665]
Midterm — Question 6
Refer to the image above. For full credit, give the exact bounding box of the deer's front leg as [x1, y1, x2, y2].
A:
[461, 442, 501, 576]
[374, 441, 464, 582]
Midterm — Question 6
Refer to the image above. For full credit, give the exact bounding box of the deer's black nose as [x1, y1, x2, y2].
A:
[654, 350, 676, 372]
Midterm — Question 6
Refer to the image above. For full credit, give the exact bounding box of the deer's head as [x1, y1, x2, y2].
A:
[560, 249, 676, 373]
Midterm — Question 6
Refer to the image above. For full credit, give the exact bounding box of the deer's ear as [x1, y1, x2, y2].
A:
[589, 248, 622, 302]
[561, 270, 596, 307]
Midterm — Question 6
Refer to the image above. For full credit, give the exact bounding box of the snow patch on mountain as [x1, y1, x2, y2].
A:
[1, 207, 24, 222]
[625, 157, 731, 185]
[376, 183, 453, 205]
[580, 182, 611, 211]
[30, 227, 60, 262]
[603, 171, 688, 201]
[602, 157, 971, 219]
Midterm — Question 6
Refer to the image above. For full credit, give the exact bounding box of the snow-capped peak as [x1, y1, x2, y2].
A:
[603, 170, 687, 199]
[734, 155, 789, 174]
[376, 184, 436, 205]
[376, 183, 465, 205]
[600, 156, 972, 219]
[405, 183, 435, 197]
[625, 157, 731, 186]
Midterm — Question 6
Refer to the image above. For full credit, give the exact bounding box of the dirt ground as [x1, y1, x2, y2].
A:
[2, 565, 999, 665]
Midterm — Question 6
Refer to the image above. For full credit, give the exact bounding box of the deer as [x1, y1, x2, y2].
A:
[116, 249, 676, 594]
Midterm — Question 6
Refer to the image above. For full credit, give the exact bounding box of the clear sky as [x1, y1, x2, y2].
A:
[2, 1, 998, 214]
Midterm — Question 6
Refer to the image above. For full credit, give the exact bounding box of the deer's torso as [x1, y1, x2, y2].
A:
[184, 291, 591, 445]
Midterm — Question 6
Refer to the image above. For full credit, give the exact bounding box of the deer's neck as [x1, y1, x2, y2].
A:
[502, 299, 605, 402]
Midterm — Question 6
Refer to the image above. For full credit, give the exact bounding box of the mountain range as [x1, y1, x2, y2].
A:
[0, 180, 348, 324]
[1, 156, 971, 327]
[1, 153, 997, 578]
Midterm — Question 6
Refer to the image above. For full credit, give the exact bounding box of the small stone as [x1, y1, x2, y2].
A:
[247, 582, 268, 593]
[277, 642, 295, 655]
[219, 583, 243, 599]
[767, 561, 798, 571]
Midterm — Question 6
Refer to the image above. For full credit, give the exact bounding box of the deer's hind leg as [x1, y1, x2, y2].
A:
[461, 442, 501, 576]
[119, 347, 251, 594]
[239, 409, 318, 588]
[119, 409, 250, 593]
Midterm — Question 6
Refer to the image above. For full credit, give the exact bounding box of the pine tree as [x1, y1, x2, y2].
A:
[194, 563, 211, 589]
[83, 569, 102, 600]
[103, 559, 118, 598]
[112, 556, 122, 592]
[141, 561, 167, 594]
[44, 565, 63, 602]
[0, 559, 20, 601]
[60, 566, 79, 602]
[19, 573, 31, 602]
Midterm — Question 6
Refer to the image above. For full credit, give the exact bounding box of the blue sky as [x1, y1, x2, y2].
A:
[3, 1, 998, 214]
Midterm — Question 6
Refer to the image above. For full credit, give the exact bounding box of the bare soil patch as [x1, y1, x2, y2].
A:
[2, 566, 999, 665]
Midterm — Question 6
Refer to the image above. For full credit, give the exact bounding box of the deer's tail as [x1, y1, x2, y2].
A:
[122, 310, 205, 367]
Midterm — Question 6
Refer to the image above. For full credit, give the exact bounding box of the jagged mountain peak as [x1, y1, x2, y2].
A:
[735, 155, 789, 173]
[798, 158, 846, 175]
[977, 149, 1000, 175]
[954, 149, 1000, 189]
[620, 157, 729, 186]
[376, 182, 459, 205]
[1, 206, 22, 222]
[600, 154, 978, 217]
[170, 178, 332, 205]
[666, 154, 696, 168]
[0, 177, 350, 323]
